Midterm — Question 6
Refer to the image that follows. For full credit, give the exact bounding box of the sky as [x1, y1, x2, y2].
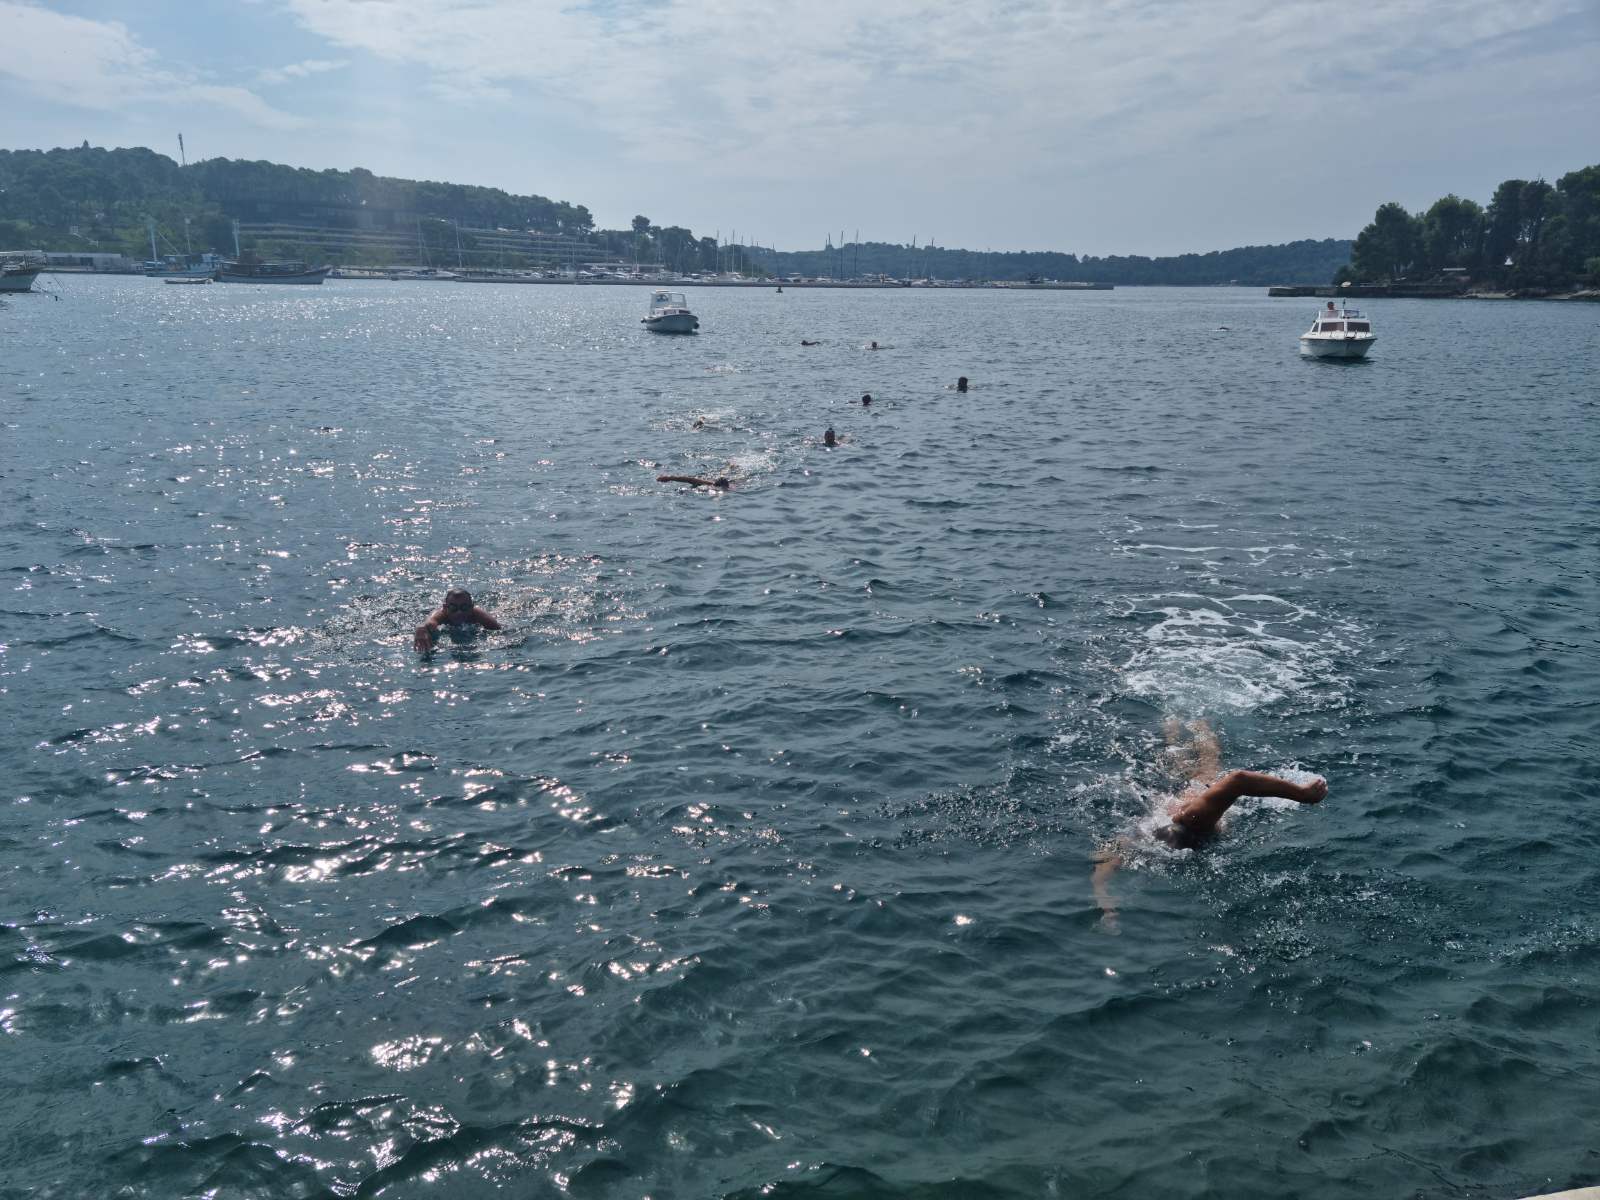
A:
[3, 0, 1597, 256]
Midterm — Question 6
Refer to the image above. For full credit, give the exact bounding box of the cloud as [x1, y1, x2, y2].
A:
[256, 57, 349, 85]
[0, 1, 304, 130]
[273, 0, 1595, 183]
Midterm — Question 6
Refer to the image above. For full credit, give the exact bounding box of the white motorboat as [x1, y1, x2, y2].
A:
[642, 289, 699, 333]
[1300, 301, 1376, 359]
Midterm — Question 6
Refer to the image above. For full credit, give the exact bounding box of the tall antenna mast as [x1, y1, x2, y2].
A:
[178, 133, 186, 167]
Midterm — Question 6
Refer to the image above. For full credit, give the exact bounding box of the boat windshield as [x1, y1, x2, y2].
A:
[650, 291, 687, 308]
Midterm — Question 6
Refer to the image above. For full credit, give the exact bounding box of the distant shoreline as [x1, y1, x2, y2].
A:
[1268, 283, 1600, 302]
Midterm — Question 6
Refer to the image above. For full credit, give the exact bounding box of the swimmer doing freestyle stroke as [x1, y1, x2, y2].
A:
[658, 474, 730, 489]
[1091, 717, 1326, 933]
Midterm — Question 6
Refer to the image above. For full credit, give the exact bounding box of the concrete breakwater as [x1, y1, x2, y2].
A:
[1268, 283, 1599, 301]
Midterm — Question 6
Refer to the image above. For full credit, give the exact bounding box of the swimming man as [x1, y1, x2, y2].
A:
[414, 588, 501, 651]
[658, 474, 731, 489]
[1091, 718, 1326, 931]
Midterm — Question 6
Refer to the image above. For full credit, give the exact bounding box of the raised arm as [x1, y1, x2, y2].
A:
[471, 607, 501, 631]
[1176, 770, 1326, 832]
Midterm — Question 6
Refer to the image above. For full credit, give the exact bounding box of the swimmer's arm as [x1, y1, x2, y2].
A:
[1191, 770, 1327, 821]
[1092, 840, 1132, 934]
[470, 608, 502, 631]
[413, 616, 443, 651]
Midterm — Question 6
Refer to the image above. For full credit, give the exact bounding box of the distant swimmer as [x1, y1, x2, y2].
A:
[692, 418, 706, 429]
[1091, 718, 1327, 931]
[414, 588, 501, 652]
[868, 340, 881, 350]
[956, 376, 969, 393]
[861, 393, 872, 406]
[800, 339, 820, 346]
[658, 474, 730, 489]
[824, 426, 837, 447]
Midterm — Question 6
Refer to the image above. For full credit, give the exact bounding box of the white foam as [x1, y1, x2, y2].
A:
[1118, 592, 1356, 713]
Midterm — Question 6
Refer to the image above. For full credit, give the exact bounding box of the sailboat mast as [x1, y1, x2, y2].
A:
[148, 219, 158, 263]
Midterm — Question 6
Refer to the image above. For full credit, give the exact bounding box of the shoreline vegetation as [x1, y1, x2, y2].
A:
[2, 143, 1342, 285]
[1334, 167, 1600, 298]
[3, 143, 1594, 295]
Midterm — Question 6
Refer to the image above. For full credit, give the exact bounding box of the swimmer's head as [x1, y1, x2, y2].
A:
[861, 393, 871, 405]
[824, 427, 836, 446]
[444, 588, 473, 613]
[714, 477, 731, 489]
[957, 376, 968, 391]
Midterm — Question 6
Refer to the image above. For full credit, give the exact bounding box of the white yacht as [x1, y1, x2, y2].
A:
[642, 290, 699, 334]
[1300, 301, 1376, 359]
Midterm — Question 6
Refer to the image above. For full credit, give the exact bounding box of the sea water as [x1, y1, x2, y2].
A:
[1, 278, 1596, 1198]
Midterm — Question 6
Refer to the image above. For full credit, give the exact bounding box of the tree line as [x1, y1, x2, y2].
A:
[752, 239, 1353, 285]
[0, 143, 591, 261]
[1343, 164, 1599, 288]
[591, 223, 1353, 285]
[3, 142, 1350, 281]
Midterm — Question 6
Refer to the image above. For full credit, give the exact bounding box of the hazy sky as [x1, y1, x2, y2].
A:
[4, 0, 1596, 255]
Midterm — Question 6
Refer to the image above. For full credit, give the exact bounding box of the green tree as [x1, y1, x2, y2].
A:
[1484, 179, 1525, 271]
[1350, 202, 1422, 281]
[1419, 194, 1483, 273]
[1555, 166, 1600, 280]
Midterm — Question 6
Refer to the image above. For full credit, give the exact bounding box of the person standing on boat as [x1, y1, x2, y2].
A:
[414, 588, 501, 651]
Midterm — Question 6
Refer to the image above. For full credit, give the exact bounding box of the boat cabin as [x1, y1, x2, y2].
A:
[1311, 303, 1370, 334]
[649, 290, 689, 312]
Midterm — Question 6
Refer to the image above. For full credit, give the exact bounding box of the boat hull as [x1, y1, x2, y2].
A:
[0, 268, 42, 293]
[1300, 335, 1375, 359]
[217, 266, 332, 285]
[643, 314, 699, 333]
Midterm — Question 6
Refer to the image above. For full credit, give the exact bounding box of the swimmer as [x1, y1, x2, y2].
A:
[800, 339, 821, 346]
[868, 340, 880, 350]
[414, 588, 501, 652]
[861, 393, 872, 407]
[1091, 718, 1327, 932]
[824, 427, 837, 447]
[692, 418, 706, 430]
[956, 376, 968, 393]
[657, 474, 730, 489]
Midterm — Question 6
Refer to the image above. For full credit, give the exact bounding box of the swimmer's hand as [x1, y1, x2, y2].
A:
[1292, 777, 1328, 804]
[413, 623, 437, 652]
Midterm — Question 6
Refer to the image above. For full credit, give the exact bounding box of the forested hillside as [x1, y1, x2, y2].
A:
[760, 239, 1353, 285]
[0, 143, 591, 261]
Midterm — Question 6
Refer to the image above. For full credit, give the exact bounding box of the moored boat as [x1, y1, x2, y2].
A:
[642, 289, 699, 333]
[0, 257, 44, 293]
[1299, 301, 1376, 359]
[218, 260, 332, 285]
